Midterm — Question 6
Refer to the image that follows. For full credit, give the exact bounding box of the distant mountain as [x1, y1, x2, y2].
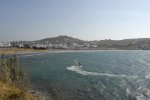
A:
[35, 36, 150, 50]
[37, 35, 85, 44]
[96, 38, 150, 50]
[9, 35, 150, 50]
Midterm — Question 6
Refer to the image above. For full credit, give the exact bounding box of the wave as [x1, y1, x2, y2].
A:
[67, 66, 150, 99]
[67, 66, 137, 79]
[135, 88, 150, 100]
[22, 53, 48, 57]
[145, 72, 150, 79]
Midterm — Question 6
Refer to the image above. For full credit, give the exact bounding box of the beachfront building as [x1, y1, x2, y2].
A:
[0, 42, 11, 48]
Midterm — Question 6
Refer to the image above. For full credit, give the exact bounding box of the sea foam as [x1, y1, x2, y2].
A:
[67, 66, 137, 79]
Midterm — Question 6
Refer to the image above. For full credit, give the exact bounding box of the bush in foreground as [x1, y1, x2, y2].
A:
[0, 53, 35, 100]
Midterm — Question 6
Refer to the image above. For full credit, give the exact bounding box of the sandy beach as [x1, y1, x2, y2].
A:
[0, 48, 102, 54]
[0, 48, 146, 55]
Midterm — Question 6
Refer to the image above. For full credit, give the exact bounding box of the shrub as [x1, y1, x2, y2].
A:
[0, 53, 35, 100]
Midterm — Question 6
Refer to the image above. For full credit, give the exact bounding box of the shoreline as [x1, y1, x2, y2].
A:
[0, 48, 149, 100]
[0, 48, 150, 55]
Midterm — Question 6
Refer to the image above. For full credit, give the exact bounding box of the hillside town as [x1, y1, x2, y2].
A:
[1, 36, 150, 50]
[0, 36, 98, 49]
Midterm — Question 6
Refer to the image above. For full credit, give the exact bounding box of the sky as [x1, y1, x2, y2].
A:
[0, 0, 150, 41]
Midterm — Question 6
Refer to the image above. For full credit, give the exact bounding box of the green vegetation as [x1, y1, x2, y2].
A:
[0, 53, 35, 100]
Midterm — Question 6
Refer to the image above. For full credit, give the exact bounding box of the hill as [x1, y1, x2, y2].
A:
[38, 35, 85, 44]
[9, 36, 150, 50]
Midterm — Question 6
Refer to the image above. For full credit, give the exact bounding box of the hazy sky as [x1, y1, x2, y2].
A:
[1, 0, 150, 41]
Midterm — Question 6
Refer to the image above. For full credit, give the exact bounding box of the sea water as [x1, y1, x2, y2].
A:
[20, 50, 150, 100]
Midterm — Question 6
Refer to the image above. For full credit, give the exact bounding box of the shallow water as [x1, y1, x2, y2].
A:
[20, 50, 150, 100]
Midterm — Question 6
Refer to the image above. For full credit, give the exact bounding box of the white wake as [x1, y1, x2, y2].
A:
[67, 66, 137, 79]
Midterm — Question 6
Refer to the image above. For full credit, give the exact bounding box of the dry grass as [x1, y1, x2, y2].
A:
[0, 50, 52, 100]
[0, 82, 35, 100]
[0, 48, 48, 54]
[0, 52, 36, 100]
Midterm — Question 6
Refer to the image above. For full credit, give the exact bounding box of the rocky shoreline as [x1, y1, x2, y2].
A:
[29, 89, 53, 100]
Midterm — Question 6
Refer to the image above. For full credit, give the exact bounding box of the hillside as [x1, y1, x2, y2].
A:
[38, 35, 85, 44]
[9, 36, 150, 50]
[37, 36, 150, 50]
[96, 38, 150, 50]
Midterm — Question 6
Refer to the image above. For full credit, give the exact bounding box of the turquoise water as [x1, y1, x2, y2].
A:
[20, 51, 150, 100]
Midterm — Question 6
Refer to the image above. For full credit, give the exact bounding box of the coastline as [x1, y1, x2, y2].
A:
[0, 48, 149, 100]
[0, 48, 149, 55]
